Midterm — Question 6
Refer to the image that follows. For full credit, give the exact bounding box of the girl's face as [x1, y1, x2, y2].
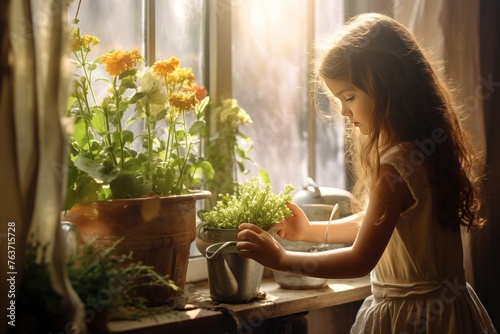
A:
[324, 78, 373, 135]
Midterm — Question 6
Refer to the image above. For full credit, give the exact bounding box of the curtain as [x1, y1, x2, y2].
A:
[0, 0, 86, 333]
[474, 0, 500, 329]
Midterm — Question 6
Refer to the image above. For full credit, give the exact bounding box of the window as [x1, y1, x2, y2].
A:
[69, 0, 345, 281]
[230, 0, 345, 190]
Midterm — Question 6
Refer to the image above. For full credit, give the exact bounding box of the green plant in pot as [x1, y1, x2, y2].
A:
[204, 97, 268, 208]
[65, 23, 212, 205]
[17, 234, 178, 333]
[196, 177, 295, 255]
[66, 238, 179, 330]
[62, 20, 212, 306]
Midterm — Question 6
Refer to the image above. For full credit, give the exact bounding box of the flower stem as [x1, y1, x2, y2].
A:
[175, 111, 191, 190]
[102, 103, 118, 167]
[112, 76, 125, 169]
[145, 103, 153, 182]
[164, 120, 172, 163]
[73, 46, 99, 160]
[75, 47, 97, 104]
[75, 95, 94, 160]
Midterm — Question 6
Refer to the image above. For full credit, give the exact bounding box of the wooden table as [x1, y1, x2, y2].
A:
[108, 276, 371, 334]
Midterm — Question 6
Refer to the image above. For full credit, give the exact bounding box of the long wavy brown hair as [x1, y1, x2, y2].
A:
[315, 13, 484, 231]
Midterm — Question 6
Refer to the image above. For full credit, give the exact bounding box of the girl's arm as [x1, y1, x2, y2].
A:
[272, 202, 362, 245]
[236, 164, 412, 279]
[304, 211, 363, 244]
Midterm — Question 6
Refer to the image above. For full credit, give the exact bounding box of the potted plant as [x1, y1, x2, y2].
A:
[66, 238, 179, 332]
[62, 20, 212, 305]
[204, 97, 268, 208]
[196, 177, 295, 255]
[17, 234, 178, 333]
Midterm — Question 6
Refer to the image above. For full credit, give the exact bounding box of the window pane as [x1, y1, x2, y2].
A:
[68, 0, 143, 57]
[155, 0, 207, 82]
[314, 0, 345, 189]
[232, 0, 345, 192]
[232, 0, 309, 191]
[68, 0, 144, 104]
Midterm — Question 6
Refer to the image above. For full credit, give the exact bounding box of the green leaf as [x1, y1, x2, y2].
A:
[236, 147, 247, 159]
[122, 130, 134, 144]
[130, 180, 152, 198]
[155, 108, 167, 121]
[119, 68, 137, 80]
[117, 101, 130, 113]
[123, 158, 142, 172]
[66, 96, 77, 111]
[123, 147, 138, 158]
[189, 120, 206, 136]
[87, 63, 97, 71]
[74, 176, 101, 203]
[129, 92, 145, 104]
[72, 118, 88, 146]
[109, 173, 134, 198]
[91, 108, 106, 135]
[121, 79, 137, 89]
[75, 156, 120, 183]
[137, 153, 148, 163]
[66, 164, 79, 189]
[95, 77, 110, 84]
[196, 160, 214, 180]
[195, 96, 209, 117]
[258, 169, 271, 185]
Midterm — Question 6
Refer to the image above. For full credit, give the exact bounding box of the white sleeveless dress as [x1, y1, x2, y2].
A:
[350, 143, 497, 334]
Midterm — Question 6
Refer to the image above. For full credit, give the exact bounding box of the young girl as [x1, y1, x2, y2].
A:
[236, 13, 497, 333]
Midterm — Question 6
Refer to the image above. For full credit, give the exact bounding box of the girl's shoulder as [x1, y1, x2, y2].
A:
[380, 142, 415, 165]
[380, 141, 429, 183]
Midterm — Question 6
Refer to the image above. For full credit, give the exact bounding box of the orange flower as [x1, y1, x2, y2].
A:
[189, 84, 207, 101]
[100, 49, 142, 77]
[168, 91, 197, 112]
[152, 57, 181, 76]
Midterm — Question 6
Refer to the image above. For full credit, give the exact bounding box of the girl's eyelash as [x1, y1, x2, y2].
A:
[346, 96, 354, 102]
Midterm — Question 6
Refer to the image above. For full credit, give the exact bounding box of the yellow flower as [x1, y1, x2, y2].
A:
[168, 67, 195, 86]
[71, 31, 99, 52]
[168, 91, 197, 112]
[100, 49, 142, 77]
[217, 98, 252, 130]
[82, 35, 99, 48]
[152, 57, 180, 76]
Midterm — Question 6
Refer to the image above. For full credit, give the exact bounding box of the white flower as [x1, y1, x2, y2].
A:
[137, 67, 168, 105]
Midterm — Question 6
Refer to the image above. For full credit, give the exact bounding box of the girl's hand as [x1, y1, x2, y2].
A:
[272, 202, 311, 241]
[236, 223, 286, 270]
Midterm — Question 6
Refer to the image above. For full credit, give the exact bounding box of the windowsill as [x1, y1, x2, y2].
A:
[186, 256, 208, 283]
[108, 276, 371, 333]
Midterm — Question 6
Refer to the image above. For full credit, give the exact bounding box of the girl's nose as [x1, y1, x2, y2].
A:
[340, 105, 350, 117]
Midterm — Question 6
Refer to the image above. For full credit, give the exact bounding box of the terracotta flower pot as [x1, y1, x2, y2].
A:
[63, 191, 211, 306]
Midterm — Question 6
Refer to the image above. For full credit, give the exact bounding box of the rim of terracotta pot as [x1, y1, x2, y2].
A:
[70, 190, 212, 207]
